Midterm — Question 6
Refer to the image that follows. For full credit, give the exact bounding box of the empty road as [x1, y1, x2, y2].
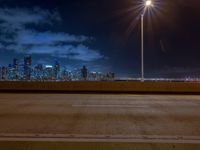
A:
[0, 93, 200, 144]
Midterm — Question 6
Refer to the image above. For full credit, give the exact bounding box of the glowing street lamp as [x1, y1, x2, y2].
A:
[145, 0, 152, 6]
[141, 0, 153, 82]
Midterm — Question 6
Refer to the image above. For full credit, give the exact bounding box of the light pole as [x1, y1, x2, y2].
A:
[141, 0, 153, 82]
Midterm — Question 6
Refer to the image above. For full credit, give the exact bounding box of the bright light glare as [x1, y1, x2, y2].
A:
[145, 0, 152, 6]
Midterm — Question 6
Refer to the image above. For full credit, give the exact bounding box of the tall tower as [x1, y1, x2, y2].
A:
[34, 64, 43, 80]
[13, 58, 19, 80]
[24, 55, 32, 80]
[1, 66, 7, 80]
[53, 60, 60, 80]
[44, 65, 53, 80]
[13, 58, 19, 69]
[81, 66, 88, 80]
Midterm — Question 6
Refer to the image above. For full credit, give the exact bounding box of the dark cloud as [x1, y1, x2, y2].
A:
[0, 7, 105, 62]
[25, 44, 103, 61]
[0, 7, 61, 31]
[16, 30, 92, 45]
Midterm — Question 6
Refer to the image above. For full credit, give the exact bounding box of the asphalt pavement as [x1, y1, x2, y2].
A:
[0, 93, 200, 149]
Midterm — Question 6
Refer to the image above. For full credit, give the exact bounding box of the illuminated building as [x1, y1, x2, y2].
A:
[13, 58, 19, 80]
[1, 66, 7, 80]
[7, 64, 14, 80]
[24, 55, 32, 80]
[81, 66, 88, 80]
[34, 64, 43, 80]
[0, 55, 116, 81]
[44, 65, 53, 80]
[53, 60, 60, 80]
[60, 68, 72, 81]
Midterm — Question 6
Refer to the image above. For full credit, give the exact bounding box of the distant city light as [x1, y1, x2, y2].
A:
[45, 65, 53, 68]
[0, 55, 115, 81]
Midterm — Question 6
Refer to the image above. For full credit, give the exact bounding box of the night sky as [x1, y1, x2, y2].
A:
[0, 0, 200, 78]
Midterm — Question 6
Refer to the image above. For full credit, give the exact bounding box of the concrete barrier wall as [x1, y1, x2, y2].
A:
[0, 81, 200, 93]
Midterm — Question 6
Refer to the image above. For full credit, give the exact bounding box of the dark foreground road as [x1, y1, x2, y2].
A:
[0, 93, 200, 150]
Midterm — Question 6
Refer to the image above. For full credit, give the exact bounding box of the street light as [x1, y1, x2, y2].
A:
[145, 0, 152, 6]
[141, 0, 153, 82]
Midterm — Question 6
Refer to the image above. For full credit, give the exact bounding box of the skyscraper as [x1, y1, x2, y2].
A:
[13, 58, 19, 80]
[34, 64, 43, 80]
[53, 60, 60, 80]
[13, 58, 18, 69]
[1, 66, 7, 80]
[44, 65, 53, 80]
[81, 66, 88, 80]
[24, 55, 32, 80]
[7, 64, 13, 80]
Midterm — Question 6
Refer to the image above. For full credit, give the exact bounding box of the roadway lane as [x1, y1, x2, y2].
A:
[0, 94, 200, 143]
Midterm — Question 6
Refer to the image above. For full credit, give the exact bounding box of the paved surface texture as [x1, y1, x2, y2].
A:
[0, 93, 200, 142]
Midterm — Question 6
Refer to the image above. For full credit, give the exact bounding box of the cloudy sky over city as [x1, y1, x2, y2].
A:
[0, 0, 200, 77]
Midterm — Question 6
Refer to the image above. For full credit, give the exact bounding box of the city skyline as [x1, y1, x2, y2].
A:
[0, 0, 200, 78]
[0, 55, 115, 81]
